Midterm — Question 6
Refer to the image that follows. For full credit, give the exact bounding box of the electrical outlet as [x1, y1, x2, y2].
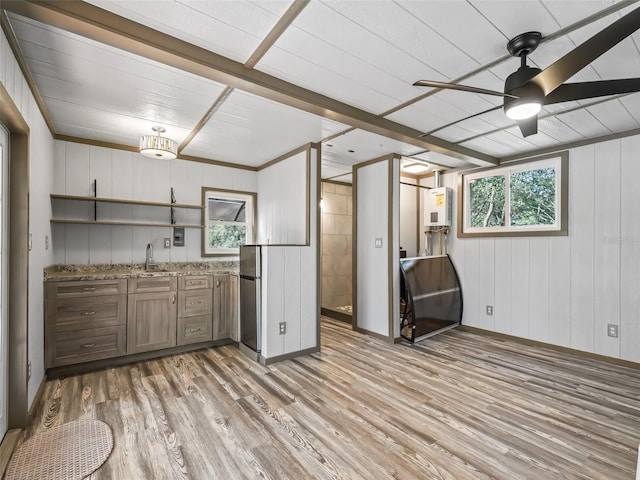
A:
[164, 238, 171, 248]
[27, 361, 31, 381]
[486, 305, 493, 316]
[607, 324, 619, 338]
[375, 237, 383, 248]
[279, 322, 286, 335]
[45, 235, 49, 250]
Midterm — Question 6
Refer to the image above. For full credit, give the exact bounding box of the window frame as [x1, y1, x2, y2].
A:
[201, 187, 257, 256]
[458, 152, 568, 238]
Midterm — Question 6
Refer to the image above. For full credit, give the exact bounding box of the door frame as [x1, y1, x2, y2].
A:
[0, 83, 30, 429]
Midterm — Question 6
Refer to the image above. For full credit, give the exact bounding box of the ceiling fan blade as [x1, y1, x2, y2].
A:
[419, 105, 503, 137]
[517, 116, 538, 137]
[413, 80, 517, 98]
[544, 78, 640, 104]
[529, 5, 640, 95]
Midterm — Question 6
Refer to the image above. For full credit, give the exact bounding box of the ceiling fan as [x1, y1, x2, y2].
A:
[414, 5, 640, 137]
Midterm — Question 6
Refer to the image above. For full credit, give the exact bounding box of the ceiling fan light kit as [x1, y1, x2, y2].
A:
[139, 126, 177, 159]
[413, 6, 640, 138]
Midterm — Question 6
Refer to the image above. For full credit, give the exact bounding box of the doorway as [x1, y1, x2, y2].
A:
[0, 124, 8, 440]
[320, 181, 353, 322]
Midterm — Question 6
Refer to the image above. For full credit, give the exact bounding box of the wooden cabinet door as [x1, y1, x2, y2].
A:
[212, 275, 231, 340]
[127, 291, 177, 354]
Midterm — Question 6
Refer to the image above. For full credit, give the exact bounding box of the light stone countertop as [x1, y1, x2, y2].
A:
[43, 262, 239, 282]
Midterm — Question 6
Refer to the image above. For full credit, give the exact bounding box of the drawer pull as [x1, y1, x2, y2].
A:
[81, 343, 96, 349]
[188, 328, 202, 333]
[81, 311, 96, 316]
[82, 287, 96, 292]
[188, 281, 203, 285]
[188, 301, 203, 306]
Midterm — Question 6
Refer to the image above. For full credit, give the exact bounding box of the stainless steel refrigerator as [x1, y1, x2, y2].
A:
[239, 244, 261, 360]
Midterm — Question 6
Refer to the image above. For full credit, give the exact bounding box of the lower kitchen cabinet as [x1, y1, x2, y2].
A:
[213, 274, 236, 340]
[45, 272, 238, 372]
[45, 279, 127, 368]
[177, 275, 213, 346]
[48, 326, 126, 367]
[127, 278, 178, 354]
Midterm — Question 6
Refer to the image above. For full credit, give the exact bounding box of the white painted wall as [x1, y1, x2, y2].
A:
[445, 136, 640, 362]
[399, 177, 418, 258]
[355, 158, 401, 338]
[260, 146, 319, 360]
[257, 150, 307, 245]
[2, 29, 55, 406]
[52, 141, 257, 264]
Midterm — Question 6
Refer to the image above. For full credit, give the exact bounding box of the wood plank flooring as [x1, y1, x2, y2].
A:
[23, 318, 640, 479]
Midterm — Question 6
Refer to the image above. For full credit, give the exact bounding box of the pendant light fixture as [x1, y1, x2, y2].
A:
[139, 126, 177, 159]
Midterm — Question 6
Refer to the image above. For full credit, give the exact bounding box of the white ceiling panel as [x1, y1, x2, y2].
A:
[9, 13, 224, 143]
[85, 0, 290, 64]
[586, 97, 640, 132]
[45, 97, 194, 147]
[256, 3, 430, 114]
[323, 129, 424, 166]
[181, 89, 350, 166]
[315, 1, 482, 80]
[554, 108, 613, 138]
[410, 151, 471, 169]
[542, 0, 629, 26]
[5, 0, 640, 174]
[469, 1, 563, 41]
[397, 0, 509, 65]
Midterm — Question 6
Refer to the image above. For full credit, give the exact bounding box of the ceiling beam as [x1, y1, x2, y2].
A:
[1, 0, 498, 167]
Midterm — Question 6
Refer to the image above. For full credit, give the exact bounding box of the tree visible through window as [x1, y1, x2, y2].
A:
[461, 155, 566, 236]
[201, 188, 255, 255]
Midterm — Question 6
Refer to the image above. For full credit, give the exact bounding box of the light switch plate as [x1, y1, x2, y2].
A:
[375, 237, 383, 248]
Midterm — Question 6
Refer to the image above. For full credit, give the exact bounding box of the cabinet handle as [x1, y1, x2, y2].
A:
[81, 311, 96, 316]
[172, 294, 176, 304]
[82, 287, 96, 292]
[188, 328, 202, 333]
[81, 343, 96, 349]
[216, 280, 220, 287]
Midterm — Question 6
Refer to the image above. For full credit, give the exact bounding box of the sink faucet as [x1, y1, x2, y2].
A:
[145, 243, 157, 270]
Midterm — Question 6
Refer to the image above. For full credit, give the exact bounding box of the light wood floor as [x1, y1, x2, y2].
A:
[23, 319, 640, 479]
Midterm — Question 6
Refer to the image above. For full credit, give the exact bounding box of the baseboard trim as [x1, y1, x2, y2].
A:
[0, 429, 22, 477]
[28, 373, 48, 422]
[321, 307, 351, 323]
[458, 325, 640, 370]
[353, 326, 394, 344]
[260, 346, 320, 365]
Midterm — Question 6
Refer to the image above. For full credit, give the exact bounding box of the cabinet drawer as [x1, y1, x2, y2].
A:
[178, 275, 212, 290]
[47, 325, 126, 368]
[129, 276, 177, 294]
[47, 294, 126, 332]
[177, 315, 212, 345]
[178, 289, 212, 317]
[47, 279, 127, 299]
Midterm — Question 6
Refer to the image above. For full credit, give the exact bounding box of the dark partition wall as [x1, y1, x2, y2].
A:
[400, 255, 463, 342]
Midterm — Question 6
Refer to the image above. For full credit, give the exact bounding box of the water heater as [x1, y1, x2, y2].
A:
[424, 187, 453, 227]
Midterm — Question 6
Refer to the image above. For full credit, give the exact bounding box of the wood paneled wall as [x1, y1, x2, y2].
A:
[2, 28, 56, 407]
[257, 150, 307, 245]
[52, 141, 257, 264]
[354, 157, 400, 339]
[445, 136, 640, 363]
[260, 146, 319, 360]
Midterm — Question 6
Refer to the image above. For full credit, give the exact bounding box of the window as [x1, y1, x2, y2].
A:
[201, 188, 255, 255]
[460, 154, 567, 237]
